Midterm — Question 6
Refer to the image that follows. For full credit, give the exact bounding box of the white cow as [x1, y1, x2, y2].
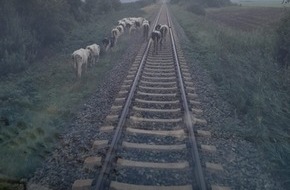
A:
[116, 25, 124, 35]
[134, 17, 145, 28]
[159, 24, 169, 42]
[111, 28, 120, 44]
[118, 20, 126, 29]
[129, 24, 137, 34]
[71, 48, 91, 78]
[151, 30, 162, 55]
[142, 20, 150, 40]
[86, 44, 100, 66]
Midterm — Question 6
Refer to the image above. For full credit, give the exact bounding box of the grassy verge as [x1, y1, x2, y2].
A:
[170, 5, 290, 187]
[0, 3, 157, 180]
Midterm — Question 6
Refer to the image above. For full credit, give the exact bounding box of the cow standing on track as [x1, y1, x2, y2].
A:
[142, 20, 150, 41]
[160, 24, 169, 43]
[151, 30, 162, 55]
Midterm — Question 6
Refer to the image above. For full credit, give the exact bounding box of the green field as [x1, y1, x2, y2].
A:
[239, 0, 290, 7]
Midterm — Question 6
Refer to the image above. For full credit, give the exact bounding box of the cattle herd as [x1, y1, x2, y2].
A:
[71, 16, 169, 79]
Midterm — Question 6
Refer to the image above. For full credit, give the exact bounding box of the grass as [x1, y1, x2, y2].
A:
[0, 3, 157, 181]
[0, 181, 24, 190]
[170, 4, 290, 187]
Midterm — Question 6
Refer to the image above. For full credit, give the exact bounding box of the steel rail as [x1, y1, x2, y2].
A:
[165, 4, 207, 190]
[94, 5, 164, 190]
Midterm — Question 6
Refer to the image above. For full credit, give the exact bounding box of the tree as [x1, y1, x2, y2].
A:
[0, 0, 37, 74]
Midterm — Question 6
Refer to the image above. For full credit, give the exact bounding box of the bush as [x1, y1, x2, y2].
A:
[0, 1, 38, 75]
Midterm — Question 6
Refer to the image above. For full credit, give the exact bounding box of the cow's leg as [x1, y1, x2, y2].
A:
[77, 63, 82, 78]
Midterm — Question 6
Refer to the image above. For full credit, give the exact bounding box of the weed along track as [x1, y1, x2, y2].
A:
[72, 4, 229, 190]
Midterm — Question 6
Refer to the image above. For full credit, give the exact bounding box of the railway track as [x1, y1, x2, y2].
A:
[72, 3, 230, 190]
